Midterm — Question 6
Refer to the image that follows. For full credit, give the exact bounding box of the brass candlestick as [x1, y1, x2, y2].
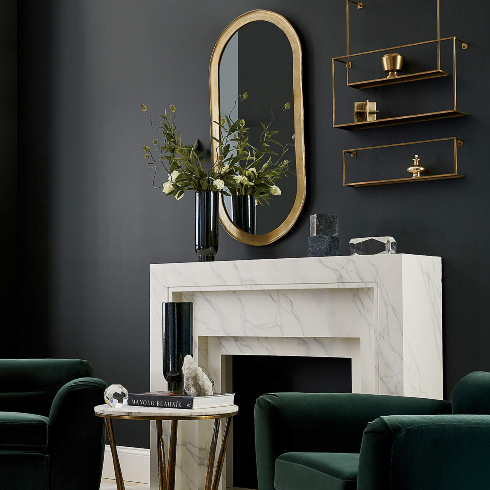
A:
[407, 155, 425, 178]
[382, 53, 404, 78]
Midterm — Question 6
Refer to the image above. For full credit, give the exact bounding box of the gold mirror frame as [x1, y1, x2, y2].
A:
[209, 10, 305, 246]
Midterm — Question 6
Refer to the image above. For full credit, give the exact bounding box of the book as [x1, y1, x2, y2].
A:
[127, 392, 235, 410]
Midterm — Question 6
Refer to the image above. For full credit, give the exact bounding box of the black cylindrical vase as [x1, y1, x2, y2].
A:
[195, 190, 219, 262]
[163, 302, 193, 393]
[231, 195, 256, 234]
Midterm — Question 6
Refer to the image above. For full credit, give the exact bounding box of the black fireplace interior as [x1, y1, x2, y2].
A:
[231, 355, 352, 489]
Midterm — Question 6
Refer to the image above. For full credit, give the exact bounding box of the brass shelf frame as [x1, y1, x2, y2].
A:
[346, 69, 448, 89]
[335, 0, 468, 129]
[343, 137, 464, 187]
[332, 37, 468, 129]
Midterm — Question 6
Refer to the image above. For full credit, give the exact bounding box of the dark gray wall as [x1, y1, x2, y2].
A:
[1, 0, 17, 358]
[13, 0, 490, 449]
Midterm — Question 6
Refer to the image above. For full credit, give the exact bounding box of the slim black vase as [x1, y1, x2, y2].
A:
[195, 190, 219, 262]
[163, 302, 193, 394]
[231, 195, 256, 234]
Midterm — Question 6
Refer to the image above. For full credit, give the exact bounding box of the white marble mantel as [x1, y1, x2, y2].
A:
[149, 255, 442, 490]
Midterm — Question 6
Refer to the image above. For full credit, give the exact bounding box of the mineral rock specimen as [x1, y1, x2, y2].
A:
[182, 355, 214, 396]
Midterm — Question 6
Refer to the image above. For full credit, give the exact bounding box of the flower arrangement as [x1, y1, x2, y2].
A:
[141, 94, 293, 204]
[141, 103, 226, 200]
[213, 93, 294, 205]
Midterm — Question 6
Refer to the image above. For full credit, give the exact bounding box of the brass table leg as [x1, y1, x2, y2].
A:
[156, 420, 167, 490]
[210, 417, 233, 490]
[105, 418, 126, 490]
[167, 420, 178, 490]
[204, 419, 221, 490]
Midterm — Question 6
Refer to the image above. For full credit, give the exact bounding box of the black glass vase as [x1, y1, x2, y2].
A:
[195, 190, 219, 262]
[231, 195, 256, 234]
[163, 302, 193, 394]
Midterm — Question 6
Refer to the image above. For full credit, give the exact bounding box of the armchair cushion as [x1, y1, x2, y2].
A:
[275, 452, 359, 490]
[450, 371, 490, 414]
[357, 414, 490, 490]
[0, 412, 48, 451]
[0, 359, 95, 416]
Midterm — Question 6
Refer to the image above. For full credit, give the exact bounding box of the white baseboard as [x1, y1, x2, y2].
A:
[102, 445, 150, 484]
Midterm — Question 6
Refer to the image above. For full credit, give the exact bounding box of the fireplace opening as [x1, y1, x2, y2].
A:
[229, 355, 352, 489]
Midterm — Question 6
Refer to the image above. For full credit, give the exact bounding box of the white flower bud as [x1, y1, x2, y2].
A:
[163, 181, 174, 194]
[270, 185, 281, 196]
[214, 179, 224, 190]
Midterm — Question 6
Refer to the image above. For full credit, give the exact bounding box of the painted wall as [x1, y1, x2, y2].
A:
[14, 0, 490, 448]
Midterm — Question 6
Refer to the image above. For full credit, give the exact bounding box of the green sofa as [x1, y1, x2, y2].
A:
[255, 371, 490, 490]
[0, 359, 107, 490]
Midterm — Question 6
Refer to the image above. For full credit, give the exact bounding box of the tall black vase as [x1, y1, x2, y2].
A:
[163, 302, 193, 394]
[195, 190, 219, 262]
[231, 195, 256, 234]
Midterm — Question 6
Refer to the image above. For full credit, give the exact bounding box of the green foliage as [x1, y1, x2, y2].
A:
[141, 105, 227, 199]
[213, 97, 294, 205]
[141, 96, 294, 204]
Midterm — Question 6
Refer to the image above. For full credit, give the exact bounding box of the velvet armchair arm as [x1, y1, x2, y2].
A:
[48, 377, 107, 490]
[357, 414, 490, 490]
[254, 393, 451, 490]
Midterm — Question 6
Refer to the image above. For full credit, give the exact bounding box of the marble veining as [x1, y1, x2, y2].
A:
[149, 255, 442, 490]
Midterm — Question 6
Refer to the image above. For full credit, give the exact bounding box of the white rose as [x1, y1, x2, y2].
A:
[170, 170, 180, 181]
[163, 181, 174, 194]
[270, 185, 281, 196]
[214, 179, 224, 190]
[222, 165, 230, 172]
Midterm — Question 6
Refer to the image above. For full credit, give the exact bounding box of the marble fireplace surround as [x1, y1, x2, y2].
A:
[149, 255, 442, 490]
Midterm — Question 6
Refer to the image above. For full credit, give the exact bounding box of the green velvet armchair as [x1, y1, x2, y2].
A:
[255, 371, 490, 490]
[0, 359, 107, 490]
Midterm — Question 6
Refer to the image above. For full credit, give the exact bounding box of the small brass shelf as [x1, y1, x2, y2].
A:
[348, 69, 449, 89]
[335, 109, 467, 130]
[343, 137, 464, 187]
[344, 174, 464, 187]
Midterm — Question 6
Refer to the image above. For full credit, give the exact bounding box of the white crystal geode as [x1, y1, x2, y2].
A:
[182, 355, 214, 396]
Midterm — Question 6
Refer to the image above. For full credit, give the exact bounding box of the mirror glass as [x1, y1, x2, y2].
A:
[219, 21, 296, 235]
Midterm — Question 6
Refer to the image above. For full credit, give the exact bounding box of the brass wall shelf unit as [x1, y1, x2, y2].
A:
[343, 137, 464, 187]
[333, 0, 468, 129]
[333, 37, 468, 129]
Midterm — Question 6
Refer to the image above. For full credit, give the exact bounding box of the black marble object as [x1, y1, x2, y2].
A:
[163, 302, 193, 394]
[310, 214, 338, 237]
[308, 236, 340, 257]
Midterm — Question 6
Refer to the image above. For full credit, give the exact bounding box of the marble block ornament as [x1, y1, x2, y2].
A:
[308, 214, 340, 256]
[182, 355, 214, 396]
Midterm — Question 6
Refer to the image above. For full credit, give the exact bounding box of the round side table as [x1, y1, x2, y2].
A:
[94, 404, 238, 490]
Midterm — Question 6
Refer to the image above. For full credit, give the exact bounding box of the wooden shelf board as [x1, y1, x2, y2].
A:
[348, 70, 449, 89]
[334, 110, 467, 130]
[344, 174, 464, 187]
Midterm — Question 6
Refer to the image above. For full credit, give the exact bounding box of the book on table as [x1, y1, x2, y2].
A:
[127, 392, 235, 410]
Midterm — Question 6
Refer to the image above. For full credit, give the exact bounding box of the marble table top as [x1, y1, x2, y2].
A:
[94, 404, 239, 419]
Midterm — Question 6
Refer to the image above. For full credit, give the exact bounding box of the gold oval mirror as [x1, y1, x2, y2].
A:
[210, 10, 305, 246]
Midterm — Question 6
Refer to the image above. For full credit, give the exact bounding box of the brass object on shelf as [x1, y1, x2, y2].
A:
[354, 100, 379, 122]
[343, 137, 464, 187]
[407, 155, 425, 178]
[382, 53, 404, 78]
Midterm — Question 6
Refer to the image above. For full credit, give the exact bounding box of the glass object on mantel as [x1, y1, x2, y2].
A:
[349, 236, 397, 255]
[104, 384, 128, 408]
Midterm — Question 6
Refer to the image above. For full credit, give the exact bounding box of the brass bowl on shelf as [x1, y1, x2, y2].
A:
[382, 53, 404, 78]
